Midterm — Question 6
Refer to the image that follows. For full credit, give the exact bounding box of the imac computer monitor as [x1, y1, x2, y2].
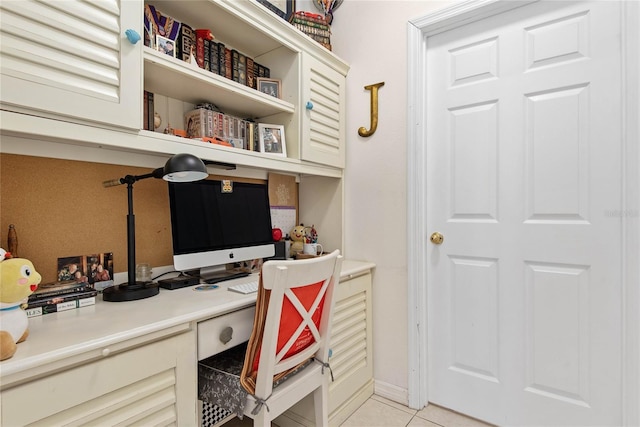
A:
[168, 179, 275, 280]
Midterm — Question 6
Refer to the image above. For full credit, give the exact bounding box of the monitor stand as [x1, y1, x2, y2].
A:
[201, 269, 250, 284]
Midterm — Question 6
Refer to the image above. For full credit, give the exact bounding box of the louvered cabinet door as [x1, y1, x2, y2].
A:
[1, 331, 197, 426]
[300, 53, 346, 168]
[329, 272, 373, 414]
[0, 0, 142, 130]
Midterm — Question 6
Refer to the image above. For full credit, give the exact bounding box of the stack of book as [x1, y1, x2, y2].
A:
[184, 105, 260, 151]
[198, 35, 270, 89]
[144, 4, 270, 90]
[289, 11, 332, 51]
[24, 281, 98, 318]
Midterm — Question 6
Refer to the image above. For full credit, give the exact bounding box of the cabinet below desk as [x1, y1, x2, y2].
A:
[0, 260, 374, 426]
[1, 331, 197, 426]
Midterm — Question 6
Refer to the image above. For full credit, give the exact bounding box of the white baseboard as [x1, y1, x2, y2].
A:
[373, 380, 409, 407]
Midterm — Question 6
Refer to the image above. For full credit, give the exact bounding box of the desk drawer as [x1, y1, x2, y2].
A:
[197, 306, 255, 360]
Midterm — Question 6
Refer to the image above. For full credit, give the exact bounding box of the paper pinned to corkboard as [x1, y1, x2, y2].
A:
[268, 173, 298, 235]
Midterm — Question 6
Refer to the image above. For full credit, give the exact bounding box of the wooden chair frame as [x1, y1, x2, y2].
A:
[240, 250, 343, 426]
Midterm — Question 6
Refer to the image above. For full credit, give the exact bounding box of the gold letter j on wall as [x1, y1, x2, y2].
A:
[358, 82, 385, 137]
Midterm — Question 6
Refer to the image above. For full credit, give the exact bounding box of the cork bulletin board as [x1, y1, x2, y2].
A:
[0, 154, 174, 283]
[0, 154, 289, 284]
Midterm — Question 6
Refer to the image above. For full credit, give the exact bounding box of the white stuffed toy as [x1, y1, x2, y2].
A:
[0, 248, 42, 360]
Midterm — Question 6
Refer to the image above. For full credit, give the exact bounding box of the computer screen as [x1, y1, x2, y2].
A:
[168, 179, 275, 278]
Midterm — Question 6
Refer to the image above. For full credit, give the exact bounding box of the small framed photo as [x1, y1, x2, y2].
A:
[258, 124, 287, 157]
[256, 0, 296, 20]
[257, 77, 282, 99]
[156, 35, 176, 58]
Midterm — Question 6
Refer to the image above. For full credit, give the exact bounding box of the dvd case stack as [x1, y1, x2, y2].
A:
[289, 11, 332, 51]
[24, 281, 97, 318]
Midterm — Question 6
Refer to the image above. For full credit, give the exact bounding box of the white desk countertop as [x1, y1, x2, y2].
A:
[0, 259, 374, 387]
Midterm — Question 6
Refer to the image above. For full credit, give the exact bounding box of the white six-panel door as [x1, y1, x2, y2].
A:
[424, 1, 624, 425]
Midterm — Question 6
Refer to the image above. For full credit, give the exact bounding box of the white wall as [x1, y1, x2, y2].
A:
[320, 0, 453, 404]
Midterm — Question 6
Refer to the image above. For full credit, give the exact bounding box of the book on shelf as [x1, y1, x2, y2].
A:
[238, 52, 247, 86]
[177, 23, 195, 63]
[231, 49, 240, 83]
[147, 91, 154, 131]
[143, 90, 156, 131]
[246, 56, 256, 89]
[215, 112, 225, 138]
[217, 42, 227, 79]
[245, 121, 258, 151]
[210, 41, 220, 75]
[224, 47, 232, 80]
[30, 280, 94, 299]
[291, 16, 331, 32]
[26, 288, 98, 309]
[204, 38, 211, 72]
[238, 119, 246, 142]
[25, 293, 98, 318]
[292, 22, 331, 38]
[143, 91, 149, 130]
[256, 63, 270, 79]
[195, 29, 214, 69]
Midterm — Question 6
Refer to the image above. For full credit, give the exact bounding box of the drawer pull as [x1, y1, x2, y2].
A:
[220, 327, 233, 344]
[102, 348, 111, 357]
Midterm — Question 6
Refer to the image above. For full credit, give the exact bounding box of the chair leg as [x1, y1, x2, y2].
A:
[252, 411, 272, 427]
[313, 384, 329, 426]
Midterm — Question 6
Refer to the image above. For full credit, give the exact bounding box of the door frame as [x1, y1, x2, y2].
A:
[406, 2, 640, 425]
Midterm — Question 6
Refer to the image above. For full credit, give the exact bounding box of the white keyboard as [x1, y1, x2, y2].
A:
[228, 281, 259, 294]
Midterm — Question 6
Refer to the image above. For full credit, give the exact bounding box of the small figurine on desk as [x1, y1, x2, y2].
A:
[290, 224, 307, 256]
[304, 225, 318, 244]
[0, 248, 42, 360]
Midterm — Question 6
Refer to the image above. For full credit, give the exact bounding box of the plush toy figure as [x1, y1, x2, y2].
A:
[290, 224, 307, 256]
[0, 248, 41, 360]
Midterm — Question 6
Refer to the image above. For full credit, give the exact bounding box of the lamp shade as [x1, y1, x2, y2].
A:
[162, 153, 208, 182]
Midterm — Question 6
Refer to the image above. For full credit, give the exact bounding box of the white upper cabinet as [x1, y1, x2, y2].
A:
[300, 53, 346, 168]
[0, 0, 142, 129]
[0, 0, 349, 173]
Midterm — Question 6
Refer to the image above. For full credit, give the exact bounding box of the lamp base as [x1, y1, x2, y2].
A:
[102, 281, 160, 302]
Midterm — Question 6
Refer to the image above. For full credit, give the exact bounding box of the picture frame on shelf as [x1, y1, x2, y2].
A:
[258, 124, 287, 157]
[257, 77, 282, 99]
[256, 0, 296, 20]
[156, 35, 176, 58]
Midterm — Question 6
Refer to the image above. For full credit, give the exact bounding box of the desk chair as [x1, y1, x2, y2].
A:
[200, 250, 343, 427]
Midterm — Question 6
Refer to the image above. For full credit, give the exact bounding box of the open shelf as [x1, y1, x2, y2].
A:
[144, 48, 295, 119]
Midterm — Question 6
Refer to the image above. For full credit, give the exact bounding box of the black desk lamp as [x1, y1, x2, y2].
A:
[102, 153, 208, 302]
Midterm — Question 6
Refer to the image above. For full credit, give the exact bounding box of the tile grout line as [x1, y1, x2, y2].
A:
[405, 413, 447, 427]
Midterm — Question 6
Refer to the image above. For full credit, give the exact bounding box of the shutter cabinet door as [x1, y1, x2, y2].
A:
[0, 0, 142, 129]
[300, 53, 346, 168]
[329, 273, 373, 412]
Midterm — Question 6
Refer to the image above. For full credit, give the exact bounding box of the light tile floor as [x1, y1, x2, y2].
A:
[341, 395, 493, 427]
[222, 394, 493, 427]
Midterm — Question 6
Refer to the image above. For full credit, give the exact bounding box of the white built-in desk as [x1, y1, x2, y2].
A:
[0, 260, 374, 426]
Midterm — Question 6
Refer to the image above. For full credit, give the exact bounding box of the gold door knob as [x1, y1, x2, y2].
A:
[430, 232, 444, 245]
